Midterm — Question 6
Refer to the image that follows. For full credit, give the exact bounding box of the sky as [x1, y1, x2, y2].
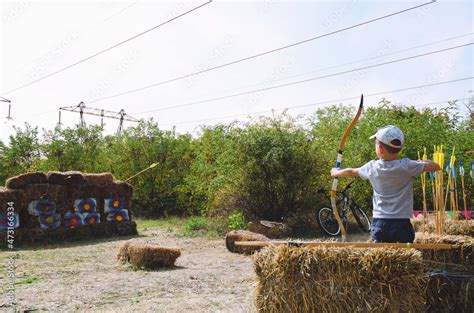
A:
[0, 0, 473, 143]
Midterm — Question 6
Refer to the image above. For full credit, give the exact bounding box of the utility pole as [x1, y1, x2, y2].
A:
[59, 102, 139, 135]
[1, 96, 12, 121]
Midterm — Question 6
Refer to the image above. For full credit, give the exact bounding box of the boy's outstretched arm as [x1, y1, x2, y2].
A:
[331, 167, 360, 177]
[421, 160, 441, 172]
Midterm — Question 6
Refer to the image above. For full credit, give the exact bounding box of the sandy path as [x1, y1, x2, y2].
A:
[0, 229, 257, 312]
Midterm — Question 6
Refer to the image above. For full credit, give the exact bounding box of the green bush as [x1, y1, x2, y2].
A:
[184, 216, 208, 232]
[228, 212, 247, 230]
[0, 99, 471, 223]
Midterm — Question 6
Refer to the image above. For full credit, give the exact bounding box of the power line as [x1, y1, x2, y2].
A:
[182, 32, 473, 100]
[21, 32, 474, 122]
[86, 0, 436, 104]
[1, 0, 212, 96]
[164, 97, 472, 127]
[134, 43, 473, 114]
[159, 78, 473, 126]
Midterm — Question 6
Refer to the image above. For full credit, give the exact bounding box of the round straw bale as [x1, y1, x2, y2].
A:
[47, 171, 86, 186]
[225, 230, 269, 254]
[84, 173, 114, 186]
[117, 239, 181, 269]
[5, 172, 47, 189]
[248, 220, 291, 239]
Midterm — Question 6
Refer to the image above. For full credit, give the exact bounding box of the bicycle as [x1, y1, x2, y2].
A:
[316, 181, 371, 237]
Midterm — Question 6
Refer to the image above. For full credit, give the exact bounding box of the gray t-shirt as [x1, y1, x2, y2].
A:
[359, 158, 425, 219]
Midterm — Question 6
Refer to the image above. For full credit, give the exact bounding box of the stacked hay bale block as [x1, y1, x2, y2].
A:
[252, 234, 473, 312]
[412, 218, 474, 236]
[0, 171, 137, 247]
[253, 245, 426, 312]
[415, 232, 473, 312]
[117, 239, 181, 269]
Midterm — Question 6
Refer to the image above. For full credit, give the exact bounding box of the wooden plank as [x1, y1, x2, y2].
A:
[234, 241, 453, 250]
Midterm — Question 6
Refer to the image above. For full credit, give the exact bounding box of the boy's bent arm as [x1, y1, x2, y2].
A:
[422, 160, 440, 172]
[331, 167, 360, 177]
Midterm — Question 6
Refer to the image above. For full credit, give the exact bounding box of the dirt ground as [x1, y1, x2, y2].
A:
[0, 228, 257, 312]
[0, 226, 370, 312]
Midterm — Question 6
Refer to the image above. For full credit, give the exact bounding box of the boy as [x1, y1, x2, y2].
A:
[330, 125, 440, 243]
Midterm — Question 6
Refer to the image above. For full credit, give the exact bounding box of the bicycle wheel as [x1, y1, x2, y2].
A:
[317, 206, 346, 236]
[352, 206, 371, 233]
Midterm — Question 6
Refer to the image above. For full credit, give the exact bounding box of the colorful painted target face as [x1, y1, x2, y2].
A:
[83, 212, 100, 225]
[28, 200, 56, 216]
[38, 214, 61, 229]
[106, 210, 129, 222]
[74, 198, 97, 213]
[0, 212, 20, 230]
[104, 198, 125, 213]
[64, 213, 83, 228]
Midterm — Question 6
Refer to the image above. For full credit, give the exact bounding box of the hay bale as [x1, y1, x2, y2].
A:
[253, 245, 426, 312]
[47, 171, 86, 186]
[414, 232, 473, 312]
[248, 220, 291, 239]
[5, 172, 47, 189]
[0, 188, 24, 211]
[84, 173, 114, 185]
[225, 230, 269, 254]
[117, 239, 181, 269]
[424, 269, 474, 313]
[412, 218, 474, 236]
[415, 232, 474, 271]
[108, 181, 133, 198]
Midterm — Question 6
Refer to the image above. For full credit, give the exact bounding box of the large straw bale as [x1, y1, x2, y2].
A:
[412, 218, 474, 236]
[5, 172, 47, 189]
[107, 181, 133, 198]
[47, 171, 86, 186]
[226, 230, 269, 254]
[415, 232, 474, 271]
[424, 269, 473, 313]
[0, 188, 24, 212]
[117, 239, 181, 269]
[253, 245, 426, 312]
[84, 173, 114, 185]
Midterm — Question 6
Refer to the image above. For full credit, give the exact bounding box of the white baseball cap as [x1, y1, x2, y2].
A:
[370, 125, 404, 148]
